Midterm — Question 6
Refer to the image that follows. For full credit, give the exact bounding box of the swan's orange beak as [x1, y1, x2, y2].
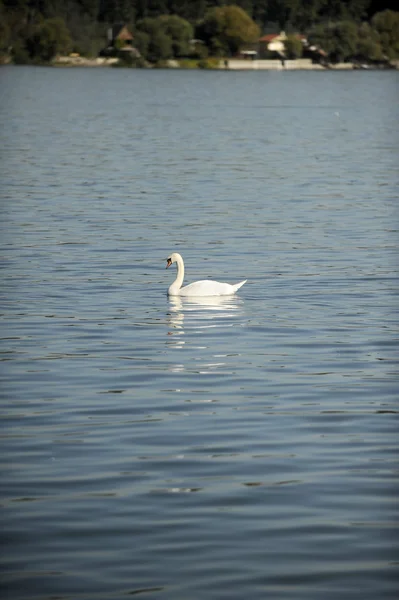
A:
[166, 258, 172, 269]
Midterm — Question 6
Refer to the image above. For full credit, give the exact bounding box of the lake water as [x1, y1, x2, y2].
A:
[0, 66, 398, 599]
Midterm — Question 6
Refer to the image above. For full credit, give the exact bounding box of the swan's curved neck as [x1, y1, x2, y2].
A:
[170, 254, 184, 294]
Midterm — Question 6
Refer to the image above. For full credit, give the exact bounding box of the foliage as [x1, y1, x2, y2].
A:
[284, 34, 303, 58]
[356, 22, 383, 61]
[308, 15, 397, 63]
[332, 21, 359, 62]
[371, 9, 399, 58]
[190, 39, 208, 59]
[147, 29, 173, 62]
[133, 30, 150, 59]
[113, 52, 147, 68]
[177, 57, 218, 69]
[197, 56, 220, 69]
[25, 17, 72, 62]
[196, 5, 260, 56]
[159, 14, 193, 57]
[308, 21, 359, 63]
[135, 14, 193, 61]
[0, 19, 10, 53]
[0, 0, 398, 65]
[98, 0, 134, 24]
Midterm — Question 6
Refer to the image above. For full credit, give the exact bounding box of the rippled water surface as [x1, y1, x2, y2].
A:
[1, 66, 398, 599]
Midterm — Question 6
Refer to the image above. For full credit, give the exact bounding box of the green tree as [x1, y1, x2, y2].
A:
[284, 34, 303, 58]
[0, 1, 11, 52]
[78, 0, 100, 19]
[136, 17, 173, 61]
[136, 14, 192, 60]
[98, 0, 134, 23]
[159, 14, 193, 57]
[356, 21, 383, 61]
[25, 17, 71, 61]
[371, 9, 399, 58]
[318, 0, 371, 22]
[266, 0, 295, 30]
[290, 0, 326, 31]
[333, 21, 359, 61]
[133, 29, 150, 59]
[0, 19, 10, 51]
[136, 16, 164, 37]
[1, 0, 396, 65]
[166, 0, 208, 22]
[147, 29, 172, 62]
[308, 20, 358, 63]
[137, 0, 168, 19]
[197, 5, 260, 56]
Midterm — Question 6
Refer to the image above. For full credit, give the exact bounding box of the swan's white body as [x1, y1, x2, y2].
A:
[166, 252, 246, 297]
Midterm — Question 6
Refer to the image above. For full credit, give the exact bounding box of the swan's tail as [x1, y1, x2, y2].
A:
[233, 279, 247, 292]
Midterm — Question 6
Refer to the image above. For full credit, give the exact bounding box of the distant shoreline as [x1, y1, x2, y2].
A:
[2, 55, 397, 70]
[53, 56, 398, 70]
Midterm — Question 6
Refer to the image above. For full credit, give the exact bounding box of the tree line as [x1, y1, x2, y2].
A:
[0, 0, 398, 65]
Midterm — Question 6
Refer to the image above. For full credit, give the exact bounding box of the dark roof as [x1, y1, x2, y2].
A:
[111, 24, 133, 41]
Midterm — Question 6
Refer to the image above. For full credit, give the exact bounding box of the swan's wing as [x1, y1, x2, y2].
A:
[232, 280, 247, 292]
[179, 280, 245, 297]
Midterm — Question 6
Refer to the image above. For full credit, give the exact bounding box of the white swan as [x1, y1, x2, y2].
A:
[166, 252, 247, 297]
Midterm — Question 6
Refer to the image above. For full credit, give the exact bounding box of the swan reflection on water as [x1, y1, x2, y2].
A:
[166, 295, 244, 349]
[169, 295, 243, 313]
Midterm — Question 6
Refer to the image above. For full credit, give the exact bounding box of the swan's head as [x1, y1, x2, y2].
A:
[166, 252, 181, 269]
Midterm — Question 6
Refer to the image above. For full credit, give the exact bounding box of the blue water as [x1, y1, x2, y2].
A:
[0, 66, 398, 599]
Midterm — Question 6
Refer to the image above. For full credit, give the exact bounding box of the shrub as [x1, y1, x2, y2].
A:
[135, 14, 193, 62]
[158, 15, 193, 58]
[284, 35, 303, 59]
[147, 30, 173, 63]
[371, 10, 399, 59]
[196, 5, 260, 57]
[356, 22, 383, 62]
[25, 17, 71, 63]
[308, 21, 358, 63]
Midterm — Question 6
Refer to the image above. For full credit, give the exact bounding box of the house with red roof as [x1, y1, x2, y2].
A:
[259, 31, 307, 57]
[107, 24, 135, 51]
